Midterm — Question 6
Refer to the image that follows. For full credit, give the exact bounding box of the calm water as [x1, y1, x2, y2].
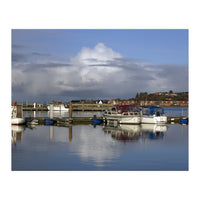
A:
[12, 123, 188, 171]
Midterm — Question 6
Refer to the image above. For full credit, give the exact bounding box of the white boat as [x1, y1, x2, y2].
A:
[103, 105, 141, 124]
[11, 104, 25, 125]
[141, 106, 167, 124]
[11, 117, 25, 125]
[47, 103, 69, 112]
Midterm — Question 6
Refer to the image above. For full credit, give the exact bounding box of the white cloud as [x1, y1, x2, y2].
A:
[12, 43, 188, 101]
[68, 125, 121, 166]
[71, 43, 122, 65]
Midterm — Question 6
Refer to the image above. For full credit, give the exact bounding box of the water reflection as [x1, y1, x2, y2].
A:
[103, 125, 141, 142]
[12, 123, 168, 145]
[103, 124, 168, 142]
[12, 124, 187, 170]
[67, 125, 120, 167]
[49, 125, 72, 142]
[11, 125, 25, 145]
[12, 124, 74, 145]
[48, 111, 69, 118]
[141, 124, 167, 140]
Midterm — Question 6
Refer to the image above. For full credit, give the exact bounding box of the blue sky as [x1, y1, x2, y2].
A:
[12, 29, 188, 102]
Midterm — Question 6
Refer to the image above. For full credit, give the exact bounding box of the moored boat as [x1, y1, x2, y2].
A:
[179, 117, 188, 124]
[11, 117, 25, 125]
[11, 103, 25, 125]
[103, 105, 141, 124]
[44, 119, 55, 125]
[47, 103, 69, 112]
[92, 119, 102, 125]
[141, 106, 167, 124]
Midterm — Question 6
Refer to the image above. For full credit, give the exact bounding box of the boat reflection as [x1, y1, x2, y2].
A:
[103, 125, 141, 142]
[141, 124, 167, 140]
[47, 110, 69, 118]
[11, 125, 25, 146]
[103, 124, 168, 142]
[11, 123, 168, 146]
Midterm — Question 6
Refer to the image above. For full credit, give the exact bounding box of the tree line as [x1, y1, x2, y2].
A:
[134, 91, 188, 101]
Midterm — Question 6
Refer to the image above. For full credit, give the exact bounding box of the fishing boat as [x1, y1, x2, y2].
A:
[11, 103, 25, 125]
[141, 106, 167, 124]
[47, 103, 69, 112]
[103, 105, 141, 124]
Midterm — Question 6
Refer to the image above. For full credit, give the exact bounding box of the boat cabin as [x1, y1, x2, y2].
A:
[141, 106, 164, 116]
[111, 105, 140, 114]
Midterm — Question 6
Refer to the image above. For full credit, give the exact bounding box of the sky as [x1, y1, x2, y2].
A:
[12, 29, 188, 103]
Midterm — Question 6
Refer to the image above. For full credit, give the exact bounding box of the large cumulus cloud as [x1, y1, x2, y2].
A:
[12, 43, 188, 102]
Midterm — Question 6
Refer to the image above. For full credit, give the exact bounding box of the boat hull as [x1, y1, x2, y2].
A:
[103, 105, 141, 124]
[141, 115, 167, 124]
[119, 116, 141, 124]
[44, 119, 54, 125]
[92, 119, 102, 125]
[180, 118, 188, 124]
[104, 114, 141, 124]
[11, 118, 25, 125]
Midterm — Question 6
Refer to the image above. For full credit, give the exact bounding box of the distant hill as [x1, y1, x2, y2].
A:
[134, 91, 188, 101]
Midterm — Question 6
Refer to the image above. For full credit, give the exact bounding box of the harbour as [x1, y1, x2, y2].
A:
[21, 105, 188, 126]
[11, 29, 189, 172]
[12, 106, 188, 171]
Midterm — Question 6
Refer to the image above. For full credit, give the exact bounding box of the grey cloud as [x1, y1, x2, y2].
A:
[12, 61, 188, 101]
[12, 52, 27, 62]
[32, 52, 51, 57]
[13, 61, 72, 72]
[87, 58, 143, 72]
[156, 64, 188, 91]
[12, 51, 51, 63]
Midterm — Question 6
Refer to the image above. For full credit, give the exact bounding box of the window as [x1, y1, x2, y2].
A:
[111, 107, 116, 112]
[124, 107, 130, 112]
[117, 107, 122, 112]
[131, 107, 138, 112]
[155, 108, 163, 116]
[143, 108, 149, 114]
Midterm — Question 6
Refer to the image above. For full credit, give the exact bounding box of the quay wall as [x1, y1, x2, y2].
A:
[26, 116, 188, 126]
[71, 103, 113, 111]
[21, 103, 113, 111]
[13, 102, 188, 112]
